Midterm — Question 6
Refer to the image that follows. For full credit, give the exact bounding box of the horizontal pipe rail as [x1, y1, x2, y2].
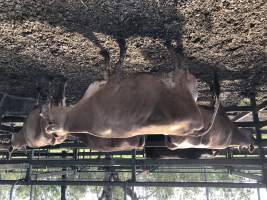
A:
[233, 101, 267, 122]
[225, 101, 267, 113]
[0, 159, 265, 168]
[0, 125, 21, 132]
[1, 116, 25, 123]
[0, 180, 265, 188]
[230, 170, 262, 181]
[234, 121, 267, 128]
[225, 106, 252, 112]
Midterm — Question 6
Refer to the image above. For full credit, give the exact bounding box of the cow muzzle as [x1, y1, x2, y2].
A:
[51, 133, 67, 145]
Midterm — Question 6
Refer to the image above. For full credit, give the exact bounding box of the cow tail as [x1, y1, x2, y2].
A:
[61, 81, 67, 107]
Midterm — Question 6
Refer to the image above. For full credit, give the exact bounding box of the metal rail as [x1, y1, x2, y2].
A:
[1, 94, 267, 192]
[0, 180, 265, 188]
[0, 158, 265, 166]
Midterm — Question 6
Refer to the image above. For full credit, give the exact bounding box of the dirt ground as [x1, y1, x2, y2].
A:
[0, 0, 266, 106]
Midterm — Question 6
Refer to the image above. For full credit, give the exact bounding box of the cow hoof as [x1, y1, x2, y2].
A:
[248, 144, 254, 153]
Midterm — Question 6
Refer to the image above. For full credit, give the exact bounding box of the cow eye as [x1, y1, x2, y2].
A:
[48, 119, 55, 124]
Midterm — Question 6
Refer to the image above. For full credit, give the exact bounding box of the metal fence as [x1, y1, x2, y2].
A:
[0, 93, 266, 199]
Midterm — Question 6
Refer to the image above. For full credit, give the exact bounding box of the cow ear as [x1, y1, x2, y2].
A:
[40, 96, 54, 114]
[40, 103, 51, 119]
[61, 81, 67, 107]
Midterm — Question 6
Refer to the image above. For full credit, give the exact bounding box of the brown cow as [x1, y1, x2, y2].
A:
[9, 81, 145, 152]
[9, 82, 69, 151]
[40, 70, 214, 139]
[10, 106, 145, 152]
[165, 105, 254, 150]
[8, 110, 145, 152]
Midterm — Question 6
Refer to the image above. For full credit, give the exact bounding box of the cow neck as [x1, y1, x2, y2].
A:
[64, 98, 94, 134]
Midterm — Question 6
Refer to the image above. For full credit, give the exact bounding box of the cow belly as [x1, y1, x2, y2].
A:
[76, 133, 144, 152]
[88, 74, 203, 138]
[96, 121, 198, 138]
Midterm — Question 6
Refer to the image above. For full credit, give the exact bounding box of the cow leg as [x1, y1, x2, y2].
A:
[101, 37, 127, 80]
[82, 80, 107, 99]
[164, 40, 184, 69]
[164, 40, 198, 99]
[100, 48, 111, 80]
[49, 77, 68, 107]
[83, 49, 108, 99]
[113, 38, 127, 79]
[116, 38, 127, 70]
[210, 69, 221, 106]
[61, 81, 67, 106]
[137, 136, 146, 148]
[176, 69, 198, 101]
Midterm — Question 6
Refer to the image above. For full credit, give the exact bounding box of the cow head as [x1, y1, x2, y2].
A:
[231, 127, 255, 152]
[40, 103, 69, 137]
